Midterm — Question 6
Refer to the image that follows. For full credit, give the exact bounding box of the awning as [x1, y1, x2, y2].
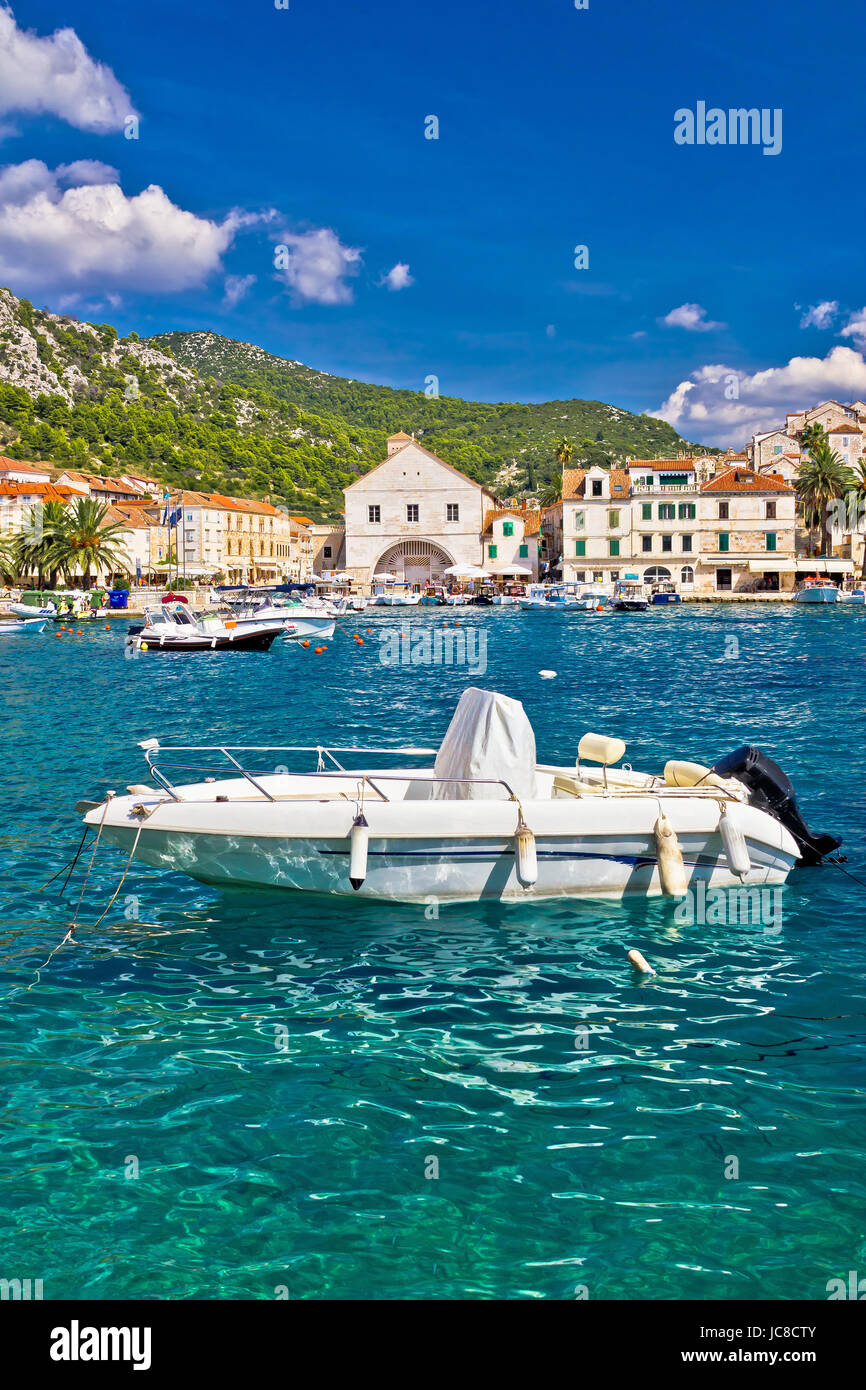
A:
[795, 558, 855, 574]
[747, 559, 797, 573]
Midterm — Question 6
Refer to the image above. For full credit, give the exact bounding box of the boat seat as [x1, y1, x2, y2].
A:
[664, 759, 730, 791]
[578, 733, 626, 767]
[553, 773, 603, 798]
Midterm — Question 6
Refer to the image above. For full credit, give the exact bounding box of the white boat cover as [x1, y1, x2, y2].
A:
[431, 688, 540, 801]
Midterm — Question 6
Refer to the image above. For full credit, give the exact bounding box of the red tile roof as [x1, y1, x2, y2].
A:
[482, 507, 543, 536]
[562, 468, 630, 499]
[702, 467, 793, 494]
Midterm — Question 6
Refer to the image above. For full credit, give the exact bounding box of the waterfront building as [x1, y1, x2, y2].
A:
[560, 465, 635, 586]
[481, 504, 542, 580]
[342, 434, 496, 587]
[698, 466, 797, 594]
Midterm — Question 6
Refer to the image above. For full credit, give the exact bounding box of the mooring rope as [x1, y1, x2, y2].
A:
[39, 824, 90, 895]
[89, 824, 144, 928]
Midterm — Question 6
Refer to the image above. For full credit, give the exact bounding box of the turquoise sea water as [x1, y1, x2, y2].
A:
[1, 603, 865, 1301]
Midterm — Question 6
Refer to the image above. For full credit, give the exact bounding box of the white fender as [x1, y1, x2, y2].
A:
[515, 813, 538, 888]
[719, 806, 750, 878]
[349, 813, 369, 890]
[654, 809, 688, 897]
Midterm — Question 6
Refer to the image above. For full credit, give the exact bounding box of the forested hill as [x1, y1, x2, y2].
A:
[153, 330, 706, 497]
[0, 285, 706, 523]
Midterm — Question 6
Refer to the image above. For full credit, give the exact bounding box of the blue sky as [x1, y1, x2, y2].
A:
[1, 0, 865, 446]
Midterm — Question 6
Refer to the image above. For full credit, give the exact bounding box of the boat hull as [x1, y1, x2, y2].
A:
[85, 785, 799, 904]
[131, 629, 278, 651]
[0, 616, 47, 634]
[795, 588, 838, 604]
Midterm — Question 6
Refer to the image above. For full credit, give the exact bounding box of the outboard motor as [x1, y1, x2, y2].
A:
[711, 745, 841, 865]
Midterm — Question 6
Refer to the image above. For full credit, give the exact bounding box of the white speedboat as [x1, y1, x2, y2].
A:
[76, 689, 839, 905]
[8, 601, 56, 619]
[519, 584, 581, 610]
[223, 595, 335, 641]
[372, 583, 422, 607]
[838, 585, 864, 605]
[127, 604, 283, 652]
[0, 614, 47, 635]
[795, 578, 838, 604]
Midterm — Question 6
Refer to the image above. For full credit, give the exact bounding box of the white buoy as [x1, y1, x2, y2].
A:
[628, 948, 656, 976]
[654, 808, 688, 897]
[539, 669, 557, 680]
[349, 813, 369, 890]
[515, 812, 538, 887]
[719, 805, 750, 878]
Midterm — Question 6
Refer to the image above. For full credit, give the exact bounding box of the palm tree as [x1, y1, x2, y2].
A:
[11, 500, 69, 588]
[554, 439, 573, 467]
[539, 479, 563, 508]
[795, 441, 854, 557]
[799, 421, 825, 462]
[48, 498, 132, 589]
[851, 460, 866, 578]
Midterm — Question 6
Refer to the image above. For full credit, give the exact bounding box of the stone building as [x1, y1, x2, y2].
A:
[342, 435, 496, 586]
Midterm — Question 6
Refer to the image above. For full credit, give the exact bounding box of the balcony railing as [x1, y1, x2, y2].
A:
[631, 483, 701, 494]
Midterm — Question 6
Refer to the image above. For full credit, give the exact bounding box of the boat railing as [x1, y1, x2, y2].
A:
[140, 741, 440, 802]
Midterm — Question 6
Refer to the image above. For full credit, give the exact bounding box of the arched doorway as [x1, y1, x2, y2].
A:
[375, 539, 454, 588]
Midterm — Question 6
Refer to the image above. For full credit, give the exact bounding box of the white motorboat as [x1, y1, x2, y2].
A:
[372, 584, 422, 607]
[76, 689, 839, 905]
[8, 601, 56, 619]
[794, 578, 839, 604]
[127, 603, 283, 652]
[839, 585, 865, 605]
[223, 595, 335, 641]
[0, 614, 47, 635]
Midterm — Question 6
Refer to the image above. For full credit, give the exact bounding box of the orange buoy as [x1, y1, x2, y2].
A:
[105, 624, 111, 630]
[353, 633, 360, 640]
[314, 646, 323, 654]
[357, 638, 364, 645]
[55, 630, 62, 637]
[301, 640, 310, 648]
[366, 628, 372, 633]
[76, 629, 83, 635]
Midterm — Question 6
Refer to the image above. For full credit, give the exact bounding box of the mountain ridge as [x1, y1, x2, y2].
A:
[0, 286, 710, 522]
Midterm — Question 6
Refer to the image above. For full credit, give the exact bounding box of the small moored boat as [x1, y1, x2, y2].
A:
[127, 604, 282, 652]
[795, 577, 839, 604]
[75, 688, 840, 904]
[609, 578, 649, 612]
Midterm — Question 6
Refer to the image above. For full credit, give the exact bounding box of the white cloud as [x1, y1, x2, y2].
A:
[798, 299, 839, 330]
[57, 159, 119, 186]
[661, 302, 725, 332]
[379, 261, 413, 292]
[223, 273, 256, 307]
[274, 227, 362, 305]
[840, 307, 866, 350]
[652, 345, 866, 448]
[0, 5, 136, 132]
[0, 160, 238, 294]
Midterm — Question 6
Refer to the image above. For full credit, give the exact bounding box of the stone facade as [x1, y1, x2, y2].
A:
[342, 437, 495, 586]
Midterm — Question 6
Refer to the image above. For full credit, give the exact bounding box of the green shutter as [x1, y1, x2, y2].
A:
[719, 532, 730, 552]
[609, 539, 620, 557]
[503, 521, 513, 537]
[642, 503, 652, 520]
[519, 543, 528, 557]
[766, 533, 777, 552]
[488, 544, 497, 559]
[575, 540, 586, 557]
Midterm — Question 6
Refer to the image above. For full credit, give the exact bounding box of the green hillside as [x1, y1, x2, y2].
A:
[0, 286, 708, 523]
